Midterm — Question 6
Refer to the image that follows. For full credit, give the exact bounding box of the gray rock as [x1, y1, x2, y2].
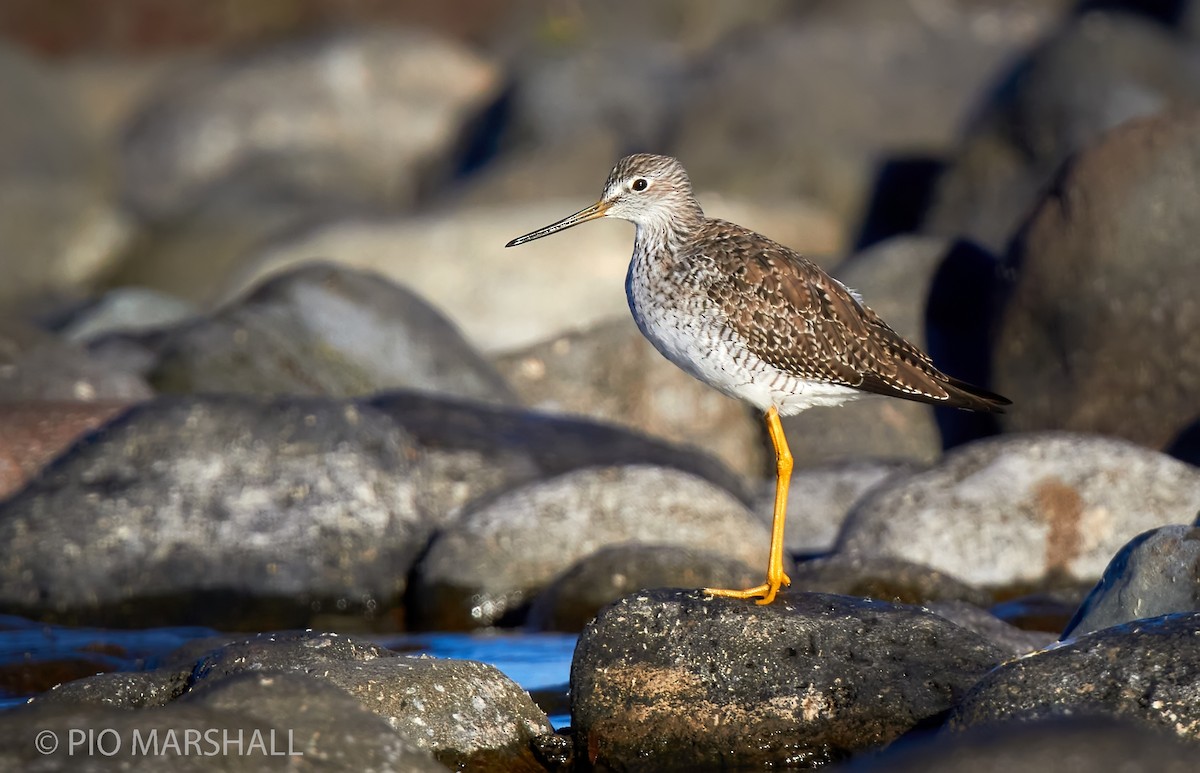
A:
[120, 28, 500, 221]
[836, 716, 1199, 773]
[224, 196, 841, 355]
[992, 110, 1200, 449]
[789, 554, 992, 608]
[754, 458, 921, 554]
[526, 543, 769, 632]
[0, 701, 295, 772]
[190, 631, 394, 684]
[675, 1, 1065, 226]
[311, 657, 552, 771]
[1062, 524, 1200, 639]
[182, 671, 446, 772]
[837, 432, 1200, 589]
[148, 262, 515, 404]
[411, 465, 771, 629]
[950, 611, 1200, 740]
[781, 236, 961, 467]
[926, 10, 1200, 252]
[190, 632, 551, 771]
[494, 316, 766, 480]
[367, 390, 751, 529]
[0, 395, 430, 627]
[60, 287, 199, 343]
[33, 669, 189, 710]
[0, 43, 132, 310]
[924, 600, 1057, 657]
[572, 589, 1006, 770]
[0, 319, 152, 402]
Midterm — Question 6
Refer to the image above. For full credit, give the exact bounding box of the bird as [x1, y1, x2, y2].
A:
[505, 154, 1010, 605]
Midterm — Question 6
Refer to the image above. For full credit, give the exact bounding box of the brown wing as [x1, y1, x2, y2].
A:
[698, 220, 1009, 413]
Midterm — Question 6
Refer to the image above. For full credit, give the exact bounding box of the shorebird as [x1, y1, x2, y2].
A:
[506, 154, 1009, 604]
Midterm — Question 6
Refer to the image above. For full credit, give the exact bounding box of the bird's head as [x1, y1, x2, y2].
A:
[505, 154, 703, 247]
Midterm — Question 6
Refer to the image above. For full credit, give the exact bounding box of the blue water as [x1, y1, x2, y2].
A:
[0, 616, 576, 728]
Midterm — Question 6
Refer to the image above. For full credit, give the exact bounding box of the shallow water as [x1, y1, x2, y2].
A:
[0, 615, 577, 729]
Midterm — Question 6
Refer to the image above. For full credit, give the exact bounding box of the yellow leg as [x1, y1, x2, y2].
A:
[704, 406, 793, 604]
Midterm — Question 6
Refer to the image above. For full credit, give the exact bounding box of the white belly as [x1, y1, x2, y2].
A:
[628, 295, 864, 416]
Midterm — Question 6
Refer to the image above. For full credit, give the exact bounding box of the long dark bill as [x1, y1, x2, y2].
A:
[504, 200, 610, 247]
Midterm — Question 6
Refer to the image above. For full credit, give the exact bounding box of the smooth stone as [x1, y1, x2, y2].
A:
[493, 316, 765, 480]
[0, 319, 153, 402]
[181, 671, 445, 771]
[33, 669, 189, 710]
[788, 555, 992, 608]
[926, 10, 1200, 252]
[837, 432, 1200, 589]
[992, 109, 1200, 449]
[0, 701, 304, 772]
[59, 287, 199, 343]
[924, 600, 1057, 657]
[754, 458, 921, 554]
[950, 611, 1200, 740]
[836, 716, 1199, 773]
[191, 632, 552, 771]
[525, 543, 768, 633]
[0, 43, 132, 309]
[147, 262, 515, 404]
[411, 465, 770, 629]
[0, 400, 131, 500]
[119, 28, 500, 221]
[1062, 523, 1200, 639]
[572, 589, 1006, 770]
[366, 390, 751, 529]
[0, 395, 430, 628]
[674, 1, 1064, 227]
[221, 195, 842, 354]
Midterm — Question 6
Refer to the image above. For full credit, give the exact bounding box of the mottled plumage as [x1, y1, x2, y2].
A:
[506, 153, 1010, 604]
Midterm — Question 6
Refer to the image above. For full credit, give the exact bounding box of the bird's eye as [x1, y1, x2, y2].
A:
[631, 178, 649, 192]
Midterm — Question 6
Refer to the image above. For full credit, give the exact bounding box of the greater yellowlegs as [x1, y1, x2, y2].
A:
[506, 154, 1009, 604]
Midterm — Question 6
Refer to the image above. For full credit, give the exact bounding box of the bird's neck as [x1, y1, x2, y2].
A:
[632, 202, 704, 269]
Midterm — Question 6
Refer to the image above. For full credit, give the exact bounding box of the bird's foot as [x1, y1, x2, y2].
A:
[704, 572, 790, 605]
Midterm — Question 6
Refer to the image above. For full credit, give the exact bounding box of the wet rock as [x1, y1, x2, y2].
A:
[191, 632, 552, 771]
[0, 43, 132, 309]
[0, 319, 152, 402]
[755, 459, 921, 554]
[119, 28, 500, 222]
[675, 1, 1062, 228]
[190, 631, 394, 684]
[34, 669, 190, 710]
[950, 611, 1200, 740]
[1062, 524, 1200, 639]
[837, 433, 1200, 590]
[0, 400, 131, 500]
[526, 543, 766, 633]
[837, 716, 1199, 773]
[367, 391, 748, 531]
[182, 671, 446, 772]
[494, 316, 765, 480]
[59, 287, 199, 343]
[781, 237, 963, 468]
[411, 465, 769, 629]
[789, 555, 991, 607]
[0, 395, 430, 628]
[0, 701, 298, 772]
[992, 110, 1200, 449]
[148, 262, 515, 404]
[572, 589, 1006, 770]
[924, 600, 1057, 657]
[222, 196, 840, 354]
[926, 10, 1200, 252]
